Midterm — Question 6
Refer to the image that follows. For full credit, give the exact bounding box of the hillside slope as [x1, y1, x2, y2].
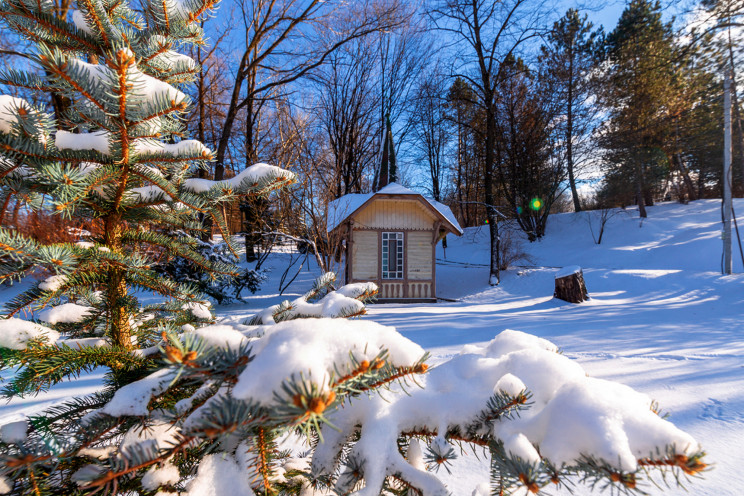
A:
[367, 199, 744, 495]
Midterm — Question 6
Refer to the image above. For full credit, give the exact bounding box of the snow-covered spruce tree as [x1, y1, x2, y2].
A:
[153, 236, 265, 305]
[0, 0, 300, 348]
[0, 1, 707, 495]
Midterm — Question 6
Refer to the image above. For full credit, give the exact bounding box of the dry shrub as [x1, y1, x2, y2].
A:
[5, 207, 101, 244]
[499, 221, 535, 270]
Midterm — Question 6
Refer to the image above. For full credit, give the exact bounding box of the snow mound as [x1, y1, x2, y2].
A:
[494, 376, 696, 471]
[460, 328, 558, 357]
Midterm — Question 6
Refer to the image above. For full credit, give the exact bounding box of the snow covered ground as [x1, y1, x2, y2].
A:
[1, 199, 742, 495]
[370, 199, 744, 495]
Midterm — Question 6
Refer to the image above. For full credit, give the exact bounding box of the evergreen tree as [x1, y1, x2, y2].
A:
[540, 9, 603, 212]
[445, 77, 486, 228]
[600, 0, 677, 216]
[494, 56, 563, 241]
[0, 0, 709, 494]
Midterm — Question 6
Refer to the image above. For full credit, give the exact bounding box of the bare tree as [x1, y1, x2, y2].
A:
[429, 0, 543, 285]
[185, 22, 232, 175]
[495, 58, 564, 241]
[410, 66, 450, 203]
[445, 77, 485, 228]
[213, 0, 405, 181]
[374, 13, 433, 186]
[540, 8, 603, 212]
[314, 38, 380, 197]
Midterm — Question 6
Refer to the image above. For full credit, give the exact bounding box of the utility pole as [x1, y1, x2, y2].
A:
[723, 71, 733, 275]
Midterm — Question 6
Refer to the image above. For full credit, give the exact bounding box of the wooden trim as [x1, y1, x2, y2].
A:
[377, 230, 382, 289]
[374, 298, 437, 304]
[431, 234, 437, 299]
[350, 227, 433, 232]
[346, 220, 353, 285]
[403, 230, 408, 298]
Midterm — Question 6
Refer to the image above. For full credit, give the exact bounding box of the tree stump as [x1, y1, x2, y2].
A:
[554, 266, 589, 303]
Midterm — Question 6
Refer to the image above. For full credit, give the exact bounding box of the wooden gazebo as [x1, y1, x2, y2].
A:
[328, 183, 462, 302]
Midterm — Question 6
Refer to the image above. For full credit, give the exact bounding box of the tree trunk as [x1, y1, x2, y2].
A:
[103, 214, 131, 349]
[726, 32, 744, 191]
[554, 266, 588, 303]
[635, 163, 647, 218]
[484, 93, 499, 286]
[567, 42, 581, 212]
[731, 82, 744, 189]
[214, 53, 249, 181]
[673, 153, 696, 201]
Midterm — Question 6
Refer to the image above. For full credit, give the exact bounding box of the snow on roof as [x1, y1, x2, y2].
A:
[327, 182, 463, 235]
[327, 193, 370, 233]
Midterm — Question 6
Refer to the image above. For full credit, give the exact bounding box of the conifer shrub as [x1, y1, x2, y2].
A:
[153, 235, 265, 305]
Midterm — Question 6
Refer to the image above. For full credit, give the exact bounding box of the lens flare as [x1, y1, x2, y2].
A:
[529, 198, 542, 211]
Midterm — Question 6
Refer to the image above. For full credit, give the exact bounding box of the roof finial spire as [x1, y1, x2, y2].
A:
[375, 113, 397, 191]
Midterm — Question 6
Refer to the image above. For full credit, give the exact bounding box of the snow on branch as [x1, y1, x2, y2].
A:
[231, 318, 425, 406]
[246, 272, 378, 325]
[0, 95, 30, 134]
[310, 329, 703, 495]
[182, 162, 296, 194]
[0, 318, 60, 350]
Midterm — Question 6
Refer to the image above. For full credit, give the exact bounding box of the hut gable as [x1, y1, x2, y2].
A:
[327, 183, 463, 235]
[355, 198, 435, 230]
[327, 183, 463, 303]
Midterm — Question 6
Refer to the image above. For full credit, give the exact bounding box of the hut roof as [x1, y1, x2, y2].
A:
[327, 183, 463, 235]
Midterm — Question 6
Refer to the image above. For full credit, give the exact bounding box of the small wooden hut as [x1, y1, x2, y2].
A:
[328, 183, 463, 302]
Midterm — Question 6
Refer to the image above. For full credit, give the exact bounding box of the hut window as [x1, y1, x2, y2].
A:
[382, 232, 404, 279]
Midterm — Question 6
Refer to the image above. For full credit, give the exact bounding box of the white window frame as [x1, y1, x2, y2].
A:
[381, 231, 404, 280]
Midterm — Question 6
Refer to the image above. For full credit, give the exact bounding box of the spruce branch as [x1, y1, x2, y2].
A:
[1, 343, 146, 398]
